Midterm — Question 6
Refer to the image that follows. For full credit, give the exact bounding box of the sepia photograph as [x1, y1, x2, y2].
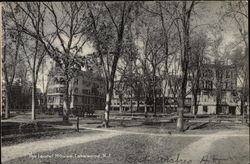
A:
[1, 1, 249, 164]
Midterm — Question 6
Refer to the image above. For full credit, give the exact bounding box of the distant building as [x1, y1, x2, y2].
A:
[110, 76, 172, 113]
[47, 63, 106, 112]
[1, 82, 42, 111]
[195, 62, 239, 115]
[111, 80, 145, 112]
[110, 62, 243, 115]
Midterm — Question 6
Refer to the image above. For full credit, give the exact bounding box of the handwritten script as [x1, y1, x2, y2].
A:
[125, 153, 234, 164]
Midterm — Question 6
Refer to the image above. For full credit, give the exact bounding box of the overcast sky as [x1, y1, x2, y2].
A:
[36, 1, 248, 91]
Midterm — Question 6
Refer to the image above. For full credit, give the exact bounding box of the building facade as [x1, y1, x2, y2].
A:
[195, 62, 239, 115]
[47, 64, 106, 113]
[110, 62, 244, 115]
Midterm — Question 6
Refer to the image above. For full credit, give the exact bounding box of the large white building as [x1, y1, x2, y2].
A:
[47, 63, 106, 113]
[195, 63, 239, 115]
[110, 62, 246, 115]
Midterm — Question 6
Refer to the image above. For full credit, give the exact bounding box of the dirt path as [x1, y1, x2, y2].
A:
[2, 126, 248, 163]
[1, 131, 122, 163]
[167, 130, 249, 164]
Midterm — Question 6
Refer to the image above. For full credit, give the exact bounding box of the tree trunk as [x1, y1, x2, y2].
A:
[119, 96, 123, 113]
[240, 98, 245, 124]
[216, 94, 221, 115]
[31, 81, 37, 120]
[162, 95, 165, 113]
[5, 87, 9, 119]
[104, 91, 111, 128]
[63, 80, 70, 121]
[177, 63, 188, 132]
[193, 93, 198, 119]
[137, 100, 140, 112]
[144, 96, 148, 117]
[177, 100, 184, 132]
[153, 86, 157, 117]
[176, 1, 195, 132]
[130, 95, 133, 117]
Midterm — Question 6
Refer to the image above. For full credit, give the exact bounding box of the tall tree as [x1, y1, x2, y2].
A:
[2, 5, 26, 118]
[19, 31, 47, 120]
[220, 1, 248, 122]
[87, 2, 136, 127]
[136, 5, 168, 116]
[113, 56, 130, 113]
[142, 2, 179, 113]
[10, 2, 91, 121]
[189, 32, 209, 118]
[174, 1, 196, 131]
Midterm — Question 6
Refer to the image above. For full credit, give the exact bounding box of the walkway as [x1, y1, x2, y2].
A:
[2, 126, 248, 163]
[1, 131, 122, 163]
[167, 130, 249, 164]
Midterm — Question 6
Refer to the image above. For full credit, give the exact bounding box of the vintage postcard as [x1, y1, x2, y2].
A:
[1, 1, 249, 164]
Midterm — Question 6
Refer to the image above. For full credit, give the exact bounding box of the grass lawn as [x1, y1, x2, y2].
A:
[2, 129, 101, 147]
[5, 134, 200, 164]
[1, 119, 98, 146]
[80, 117, 248, 135]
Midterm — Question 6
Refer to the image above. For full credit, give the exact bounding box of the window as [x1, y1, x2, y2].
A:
[48, 96, 55, 103]
[226, 71, 230, 78]
[74, 96, 78, 103]
[60, 95, 63, 103]
[59, 78, 65, 84]
[203, 106, 208, 112]
[205, 81, 209, 89]
[74, 78, 78, 85]
[82, 96, 87, 103]
[203, 71, 206, 77]
[222, 83, 226, 89]
[204, 96, 207, 102]
[208, 69, 213, 77]
[59, 87, 65, 93]
[54, 78, 59, 84]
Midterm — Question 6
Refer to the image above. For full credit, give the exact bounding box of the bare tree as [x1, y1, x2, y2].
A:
[10, 2, 91, 121]
[173, 1, 196, 132]
[2, 5, 26, 118]
[189, 32, 209, 118]
[114, 58, 129, 113]
[220, 1, 248, 122]
[142, 2, 179, 113]
[20, 34, 47, 120]
[136, 9, 167, 116]
[228, 46, 249, 122]
[87, 2, 137, 127]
